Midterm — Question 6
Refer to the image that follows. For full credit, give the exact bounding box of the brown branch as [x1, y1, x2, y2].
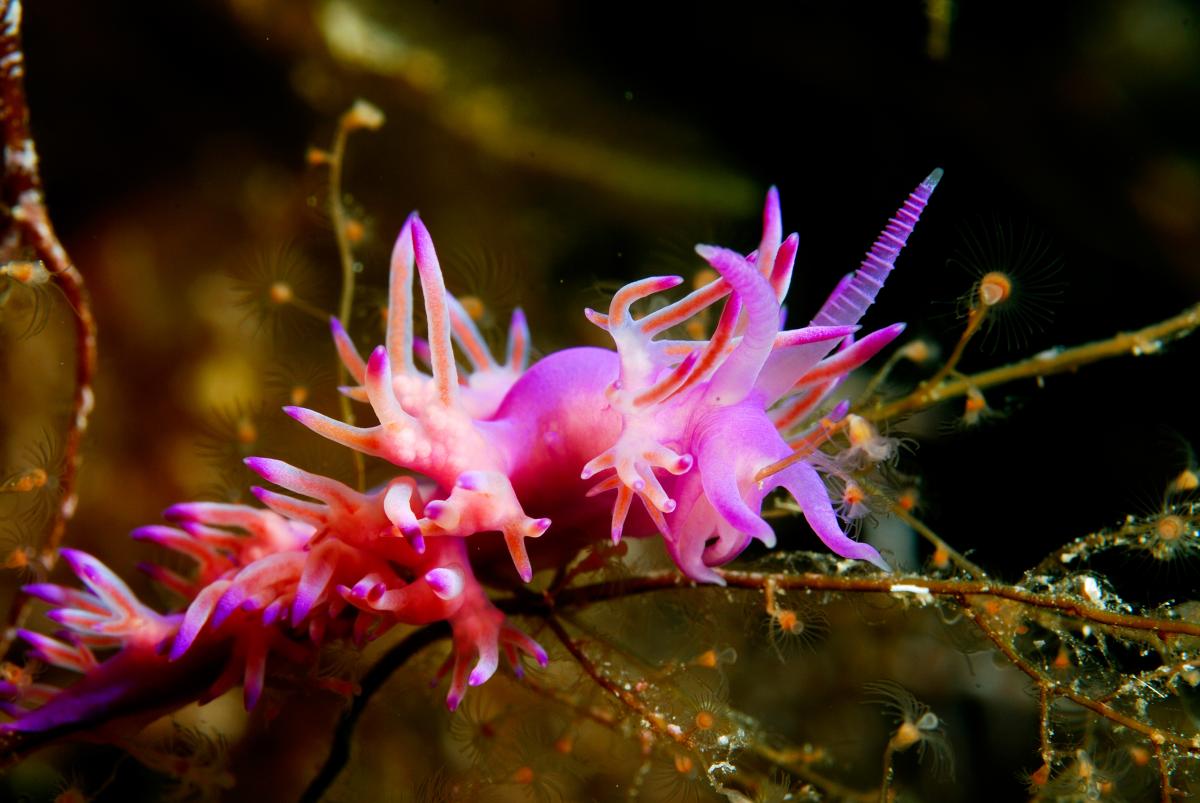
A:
[1153, 740, 1172, 803]
[0, 0, 97, 660]
[963, 606, 1200, 754]
[1100, 658, 1197, 705]
[1037, 685, 1052, 769]
[520, 648, 869, 801]
[752, 742, 876, 803]
[1029, 505, 1200, 577]
[519, 674, 621, 731]
[547, 569, 1200, 639]
[544, 615, 689, 746]
[877, 740, 897, 803]
[862, 303, 1200, 424]
[545, 614, 876, 802]
[298, 622, 448, 803]
[885, 494, 987, 579]
[922, 304, 989, 389]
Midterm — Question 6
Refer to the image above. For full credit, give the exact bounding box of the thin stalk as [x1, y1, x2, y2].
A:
[864, 303, 1200, 424]
[0, 0, 98, 661]
[322, 102, 383, 490]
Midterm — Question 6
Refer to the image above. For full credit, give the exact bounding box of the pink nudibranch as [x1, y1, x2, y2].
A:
[4, 170, 940, 733]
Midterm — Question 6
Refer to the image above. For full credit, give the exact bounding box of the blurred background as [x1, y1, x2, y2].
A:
[3, 0, 1200, 800]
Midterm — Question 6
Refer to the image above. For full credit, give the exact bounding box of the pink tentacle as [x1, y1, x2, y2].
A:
[775, 460, 890, 572]
[609, 484, 633, 544]
[771, 381, 837, 432]
[633, 350, 699, 408]
[22, 584, 105, 616]
[175, 521, 248, 554]
[794, 323, 906, 385]
[365, 346, 409, 425]
[243, 456, 355, 510]
[284, 406, 381, 458]
[137, 562, 196, 597]
[410, 216, 459, 407]
[770, 232, 799, 302]
[386, 215, 417, 375]
[506, 308, 529, 371]
[637, 274, 731, 336]
[583, 308, 609, 329]
[170, 580, 232, 660]
[608, 276, 683, 326]
[774, 324, 858, 349]
[501, 625, 548, 668]
[18, 630, 98, 673]
[669, 293, 742, 399]
[329, 317, 366, 384]
[447, 293, 498, 372]
[242, 635, 268, 710]
[131, 525, 232, 579]
[584, 474, 621, 498]
[59, 549, 143, 624]
[250, 487, 326, 527]
[696, 245, 780, 406]
[756, 186, 783, 286]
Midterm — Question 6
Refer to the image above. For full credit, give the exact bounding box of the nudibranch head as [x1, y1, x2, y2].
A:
[581, 171, 941, 582]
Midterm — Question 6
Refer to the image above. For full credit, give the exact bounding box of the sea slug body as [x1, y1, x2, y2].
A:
[2, 170, 940, 733]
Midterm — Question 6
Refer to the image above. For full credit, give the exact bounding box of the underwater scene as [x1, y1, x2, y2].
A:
[2, 1, 1200, 800]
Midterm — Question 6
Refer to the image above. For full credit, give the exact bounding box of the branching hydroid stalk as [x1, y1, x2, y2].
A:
[0, 0, 98, 662]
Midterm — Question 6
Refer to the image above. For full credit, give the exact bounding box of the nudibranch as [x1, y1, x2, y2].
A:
[1, 170, 940, 735]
